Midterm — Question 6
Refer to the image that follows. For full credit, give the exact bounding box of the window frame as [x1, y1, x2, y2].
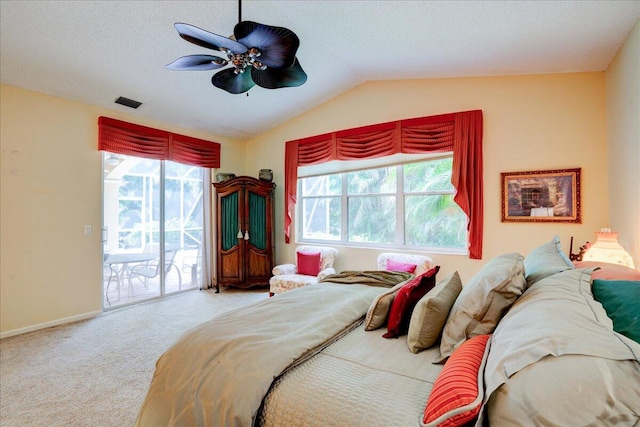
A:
[296, 153, 468, 254]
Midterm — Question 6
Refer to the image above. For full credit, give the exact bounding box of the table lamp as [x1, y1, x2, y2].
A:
[582, 229, 635, 269]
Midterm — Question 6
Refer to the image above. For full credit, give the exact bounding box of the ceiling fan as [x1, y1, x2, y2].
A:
[166, 0, 307, 95]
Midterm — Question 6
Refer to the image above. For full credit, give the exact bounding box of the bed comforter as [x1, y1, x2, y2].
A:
[136, 261, 640, 427]
[479, 268, 640, 426]
[258, 323, 443, 427]
[135, 273, 408, 427]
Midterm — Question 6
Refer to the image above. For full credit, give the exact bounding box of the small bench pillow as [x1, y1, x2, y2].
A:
[297, 251, 321, 276]
[386, 258, 417, 273]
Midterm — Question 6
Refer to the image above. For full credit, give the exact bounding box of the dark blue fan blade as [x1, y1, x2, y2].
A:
[234, 21, 299, 69]
[212, 68, 256, 94]
[174, 23, 247, 54]
[251, 57, 307, 89]
[166, 55, 228, 71]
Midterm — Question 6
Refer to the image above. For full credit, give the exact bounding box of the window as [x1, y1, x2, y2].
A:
[298, 155, 467, 252]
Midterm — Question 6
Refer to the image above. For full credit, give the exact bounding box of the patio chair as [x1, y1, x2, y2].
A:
[130, 247, 182, 290]
[103, 263, 121, 306]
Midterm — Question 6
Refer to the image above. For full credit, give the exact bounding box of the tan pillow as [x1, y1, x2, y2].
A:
[364, 279, 409, 330]
[407, 271, 462, 354]
[436, 252, 526, 363]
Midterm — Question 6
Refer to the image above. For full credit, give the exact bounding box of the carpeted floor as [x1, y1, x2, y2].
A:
[0, 288, 269, 427]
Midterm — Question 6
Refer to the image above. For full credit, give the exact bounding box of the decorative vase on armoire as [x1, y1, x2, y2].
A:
[213, 176, 275, 292]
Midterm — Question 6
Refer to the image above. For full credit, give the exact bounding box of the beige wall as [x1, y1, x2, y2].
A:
[245, 73, 610, 283]
[3, 48, 636, 337]
[605, 18, 640, 267]
[0, 84, 241, 337]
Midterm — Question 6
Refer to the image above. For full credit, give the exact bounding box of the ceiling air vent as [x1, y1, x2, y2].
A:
[115, 96, 142, 109]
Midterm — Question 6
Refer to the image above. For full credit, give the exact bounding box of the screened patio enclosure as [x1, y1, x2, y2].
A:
[102, 153, 205, 308]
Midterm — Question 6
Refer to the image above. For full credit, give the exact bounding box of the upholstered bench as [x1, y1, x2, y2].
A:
[269, 246, 338, 296]
[377, 252, 435, 276]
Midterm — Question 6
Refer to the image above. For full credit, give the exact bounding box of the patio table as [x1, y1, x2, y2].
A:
[104, 252, 158, 304]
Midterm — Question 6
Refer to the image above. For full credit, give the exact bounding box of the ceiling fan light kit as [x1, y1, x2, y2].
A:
[167, 1, 307, 94]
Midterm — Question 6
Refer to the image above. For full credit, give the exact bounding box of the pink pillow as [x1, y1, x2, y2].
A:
[383, 266, 440, 338]
[297, 252, 321, 276]
[573, 261, 640, 281]
[386, 258, 418, 273]
[422, 334, 491, 427]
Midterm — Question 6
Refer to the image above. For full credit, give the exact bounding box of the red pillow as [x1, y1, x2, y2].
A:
[297, 252, 321, 276]
[383, 266, 440, 338]
[422, 334, 491, 427]
[386, 258, 418, 273]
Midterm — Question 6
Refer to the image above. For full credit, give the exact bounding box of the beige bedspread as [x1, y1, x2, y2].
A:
[258, 324, 443, 427]
[135, 278, 400, 427]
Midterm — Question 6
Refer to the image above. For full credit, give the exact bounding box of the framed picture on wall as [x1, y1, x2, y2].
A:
[501, 168, 581, 223]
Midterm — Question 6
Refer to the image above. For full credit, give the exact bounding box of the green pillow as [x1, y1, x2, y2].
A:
[592, 279, 640, 343]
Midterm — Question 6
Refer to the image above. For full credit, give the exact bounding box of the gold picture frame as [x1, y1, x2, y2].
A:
[501, 168, 581, 223]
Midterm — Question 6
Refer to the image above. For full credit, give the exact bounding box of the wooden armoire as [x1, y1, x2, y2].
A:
[213, 176, 275, 292]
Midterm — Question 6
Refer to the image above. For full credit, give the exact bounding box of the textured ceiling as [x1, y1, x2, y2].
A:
[1, 1, 639, 141]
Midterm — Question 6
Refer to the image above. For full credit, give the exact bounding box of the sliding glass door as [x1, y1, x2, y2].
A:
[164, 161, 204, 294]
[102, 153, 204, 308]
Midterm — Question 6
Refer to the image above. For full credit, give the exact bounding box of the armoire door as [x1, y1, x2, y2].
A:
[243, 188, 272, 285]
[217, 186, 244, 287]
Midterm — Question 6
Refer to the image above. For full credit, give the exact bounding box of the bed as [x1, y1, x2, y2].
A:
[135, 237, 640, 427]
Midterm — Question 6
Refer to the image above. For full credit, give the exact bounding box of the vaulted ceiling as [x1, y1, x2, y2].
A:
[2, 1, 639, 141]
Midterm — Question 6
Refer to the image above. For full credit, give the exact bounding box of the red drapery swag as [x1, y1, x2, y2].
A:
[98, 116, 221, 168]
[284, 110, 483, 259]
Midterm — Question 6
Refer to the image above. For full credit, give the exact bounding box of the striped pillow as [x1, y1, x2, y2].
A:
[422, 334, 491, 427]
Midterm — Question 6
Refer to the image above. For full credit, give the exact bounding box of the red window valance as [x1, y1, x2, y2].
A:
[98, 116, 221, 168]
[284, 110, 483, 259]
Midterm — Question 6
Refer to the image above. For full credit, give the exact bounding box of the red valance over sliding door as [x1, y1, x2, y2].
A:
[98, 117, 221, 168]
[284, 110, 483, 259]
